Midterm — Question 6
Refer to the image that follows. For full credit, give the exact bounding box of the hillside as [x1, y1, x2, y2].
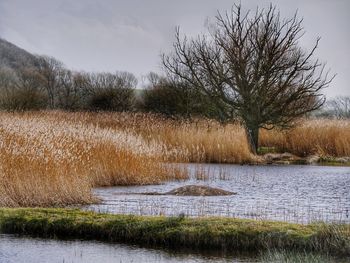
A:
[0, 38, 39, 70]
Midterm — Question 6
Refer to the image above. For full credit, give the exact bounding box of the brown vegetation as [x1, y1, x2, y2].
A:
[260, 119, 350, 157]
[163, 4, 333, 153]
[66, 112, 350, 160]
[0, 111, 186, 207]
[69, 112, 254, 163]
[0, 111, 349, 207]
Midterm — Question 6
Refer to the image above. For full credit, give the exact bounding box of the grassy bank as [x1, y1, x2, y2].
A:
[0, 208, 349, 256]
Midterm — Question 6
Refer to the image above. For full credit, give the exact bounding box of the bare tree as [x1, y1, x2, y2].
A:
[163, 4, 334, 153]
[326, 96, 350, 118]
[0, 68, 17, 108]
[0, 68, 17, 92]
[1, 68, 47, 110]
[57, 69, 86, 110]
[141, 72, 225, 118]
[37, 55, 64, 108]
[76, 71, 137, 111]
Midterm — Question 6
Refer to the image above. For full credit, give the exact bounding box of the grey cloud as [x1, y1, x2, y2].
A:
[0, 0, 349, 97]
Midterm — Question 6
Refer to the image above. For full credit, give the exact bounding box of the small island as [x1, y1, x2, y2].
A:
[143, 185, 236, 196]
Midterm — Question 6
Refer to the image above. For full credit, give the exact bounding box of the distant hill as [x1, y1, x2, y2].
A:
[0, 38, 39, 70]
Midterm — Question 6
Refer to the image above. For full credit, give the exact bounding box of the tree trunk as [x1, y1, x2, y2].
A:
[245, 124, 259, 154]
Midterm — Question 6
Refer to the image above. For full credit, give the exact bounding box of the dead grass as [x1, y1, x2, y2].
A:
[1, 111, 349, 207]
[70, 112, 350, 160]
[59, 112, 254, 163]
[260, 119, 350, 157]
[0, 112, 186, 207]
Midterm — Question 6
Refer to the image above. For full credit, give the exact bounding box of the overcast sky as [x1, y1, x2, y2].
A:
[0, 0, 349, 97]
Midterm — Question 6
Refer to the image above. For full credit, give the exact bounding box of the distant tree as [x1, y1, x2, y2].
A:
[83, 71, 137, 111]
[0, 68, 16, 92]
[325, 96, 350, 118]
[163, 4, 334, 153]
[141, 73, 190, 116]
[0, 68, 47, 110]
[56, 69, 86, 110]
[141, 72, 225, 118]
[37, 55, 64, 109]
[0, 68, 17, 108]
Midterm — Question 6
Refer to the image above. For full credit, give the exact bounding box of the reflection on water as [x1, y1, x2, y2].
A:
[0, 235, 254, 263]
[0, 235, 346, 263]
[85, 164, 350, 223]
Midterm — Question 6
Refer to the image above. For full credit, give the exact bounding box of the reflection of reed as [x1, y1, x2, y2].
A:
[85, 194, 348, 224]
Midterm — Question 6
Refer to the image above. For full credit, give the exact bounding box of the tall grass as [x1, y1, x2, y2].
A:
[1, 111, 349, 207]
[260, 249, 334, 263]
[0, 112, 186, 207]
[63, 112, 350, 159]
[60, 112, 254, 163]
[260, 119, 350, 157]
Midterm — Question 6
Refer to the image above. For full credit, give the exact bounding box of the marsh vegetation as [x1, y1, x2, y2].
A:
[0, 209, 349, 256]
[0, 111, 349, 208]
[0, 2, 349, 262]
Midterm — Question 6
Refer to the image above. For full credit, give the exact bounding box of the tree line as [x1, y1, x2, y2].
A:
[0, 55, 221, 117]
[0, 54, 346, 118]
[0, 56, 135, 111]
[0, 4, 348, 152]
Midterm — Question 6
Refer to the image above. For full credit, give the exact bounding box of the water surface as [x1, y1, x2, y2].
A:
[0, 235, 347, 263]
[86, 164, 350, 223]
[0, 234, 254, 263]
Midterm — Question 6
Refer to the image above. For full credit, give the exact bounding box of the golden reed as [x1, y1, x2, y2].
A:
[1, 111, 348, 207]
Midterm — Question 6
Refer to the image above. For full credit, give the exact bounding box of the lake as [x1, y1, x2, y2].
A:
[86, 164, 350, 223]
[0, 234, 255, 263]
[2, 164, 349, 263]
[1, 235, 347, 263]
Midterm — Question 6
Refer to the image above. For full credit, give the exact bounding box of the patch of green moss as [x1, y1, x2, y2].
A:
[257, 147, 277, 155]
[0, 208, 349, 255]
[318, 156, 350, 167]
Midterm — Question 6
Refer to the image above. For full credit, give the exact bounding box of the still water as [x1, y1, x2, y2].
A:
[86, 164, 350, 223]
[2, 165, 349, 263]
[0, 234, 254, 263]
[1, 235, 348, 263]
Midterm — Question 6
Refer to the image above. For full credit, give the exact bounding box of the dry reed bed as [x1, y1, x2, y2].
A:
[1, 111, 349, 207]
[0, 112, 186, 207]
[260, 119, 350, 157]
[55, 112, 350, 160]
[55, 112, 255, 163]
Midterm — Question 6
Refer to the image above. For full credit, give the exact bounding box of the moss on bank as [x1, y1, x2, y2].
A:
[0, 208, 349, 255]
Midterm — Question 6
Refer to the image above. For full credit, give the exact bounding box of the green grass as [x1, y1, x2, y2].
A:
[257, 147, 277, 155]
[260, 249, 336, 263]
[0, 208, 349, 255]
[317, 156, 350, 166]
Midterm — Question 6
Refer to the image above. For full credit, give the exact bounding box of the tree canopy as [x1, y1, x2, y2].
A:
[162, 4, 334, 153]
